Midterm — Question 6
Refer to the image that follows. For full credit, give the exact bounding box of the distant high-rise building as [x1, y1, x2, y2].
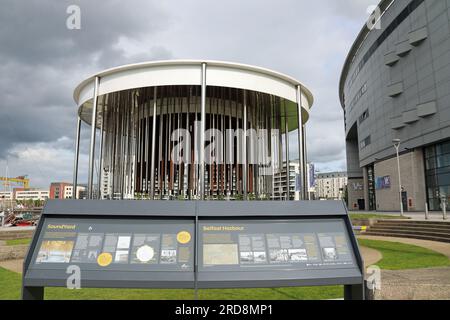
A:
[273, 161, 315, 200]
[315, 172, 347, 200]
[50, 182, 86, 199]
[14, 189, 49, 201]
[49, 182, 71, 199]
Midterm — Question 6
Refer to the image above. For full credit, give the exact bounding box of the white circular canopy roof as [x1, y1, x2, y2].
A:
[74, 60, 314, 123]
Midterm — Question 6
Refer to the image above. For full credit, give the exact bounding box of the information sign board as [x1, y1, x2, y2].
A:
[22, 200, 364, 300]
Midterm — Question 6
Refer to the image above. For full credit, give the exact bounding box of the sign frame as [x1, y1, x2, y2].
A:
[22, 200, 365, 300]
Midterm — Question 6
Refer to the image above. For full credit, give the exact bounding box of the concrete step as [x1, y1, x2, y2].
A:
[376, 221, 450, 228]
[375, 223, 450, 230]
[363, 231, 450, 243]
[362, 218, 450, 243]
[367, 227, 450, 239]
[369, 225, 450, 233]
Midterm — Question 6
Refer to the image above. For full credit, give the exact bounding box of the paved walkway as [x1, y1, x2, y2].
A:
[358, 235, 450, 300]
[0, 226, 35, 232]
[0, 259, 23, 273]
[360, 246, 382, 266]
[358, 235, 450, 258]
[378, 267, 450, 300]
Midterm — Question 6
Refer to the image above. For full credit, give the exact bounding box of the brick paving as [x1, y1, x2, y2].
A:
[376, 267, 450, 300]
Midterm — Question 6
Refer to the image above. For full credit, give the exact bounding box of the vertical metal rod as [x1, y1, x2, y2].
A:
[145, 91, 150, 196]
[138, 92, 143, 195]
[284, 101, 290, 201]
[270, 96, 275, 200]
[296, 85, 305, 201]
[193, 88, 198, 198]
[88, 76, 100, 199]
[228, 90, 232, 195]
[97, 97, 105, 199]
[200, 63, 207, 200]
[302, 124, 308, 200]
[168, 94, 173, 198]
[150, 87, 157, 199]
[443, 198, 448, 220]
[235, 91, 240, 195]
[158, 95, 164, 199]
[187, 86, 192, 199]
[177, 89, 182, 197]
[194, 210, 199, 300]
[163, 94, 168, 198]
[243, 90, 248, 200]
[394, 142, 404, 216]
[221, 89, 226, 195]
[72, 116, 81, 199]
[425, 202, 429, 220]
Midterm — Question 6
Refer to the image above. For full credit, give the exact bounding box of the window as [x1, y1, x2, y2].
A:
[367, 165, 376, 211]
[346, 0, 425, 91]
[360, 136, 371, 149]
[425, 140, 450, 210]
[359, 109, 369, 124]
[349, 83, 367, 111]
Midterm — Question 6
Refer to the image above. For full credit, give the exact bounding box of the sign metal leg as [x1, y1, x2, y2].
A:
[22, 286, 44, 300]
[344, 283, 364, 300]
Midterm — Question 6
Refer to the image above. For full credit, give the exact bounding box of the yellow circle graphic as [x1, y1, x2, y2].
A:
[177, 231, 191, 244]
[97, 252, 113, 267]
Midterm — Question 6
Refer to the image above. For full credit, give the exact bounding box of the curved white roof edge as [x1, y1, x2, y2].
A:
[73, 59, 314, 107]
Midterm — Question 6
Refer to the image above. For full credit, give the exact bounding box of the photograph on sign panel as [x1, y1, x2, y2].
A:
[203, 244, 239, 265]
[36, 240, 75, 263]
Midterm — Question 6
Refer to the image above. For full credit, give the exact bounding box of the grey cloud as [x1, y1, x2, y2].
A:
[328, 0, 381, 20]
[0, 0, 170, 66]
[0, 0, 373, 186]
[0, 0, 173, 157]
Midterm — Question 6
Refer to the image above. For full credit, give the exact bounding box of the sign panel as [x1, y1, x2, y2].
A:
[29, 217, 194, 272]
[198, 219, 356, 272]
[375, 176, 391, 190]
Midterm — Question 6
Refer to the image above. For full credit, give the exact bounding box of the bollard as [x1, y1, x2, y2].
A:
[364, 280, 375, 300]
[425, 203, 429, 220]
[444, 202, 448, 221]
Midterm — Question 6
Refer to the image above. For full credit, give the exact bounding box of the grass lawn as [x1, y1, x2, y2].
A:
[0, 267, 342, 300]
[358, 239, 450, 270]
[5, 238, 31, 246]
[2, 239, 448, 299]
[350, 213, 408, 220]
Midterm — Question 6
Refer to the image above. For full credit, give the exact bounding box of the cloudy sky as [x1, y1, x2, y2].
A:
[0, 0, 376, 188]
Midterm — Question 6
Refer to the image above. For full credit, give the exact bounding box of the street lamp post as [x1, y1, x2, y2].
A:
[393, 139, 404, 216]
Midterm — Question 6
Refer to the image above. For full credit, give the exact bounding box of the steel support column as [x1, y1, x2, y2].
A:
[200, 63, 207, 200]
[88, 76, 100, 199]
[284, 101, 290, 201]
[97, 98, 105, 199]
[72, 116, 81, 199]
[302, 124, 309, 200]
[150, 87, 157, 199]
[243, 90, 248, 200]
[296, 85, 305, 200]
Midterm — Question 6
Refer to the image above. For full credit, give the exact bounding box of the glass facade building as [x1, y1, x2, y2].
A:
[425, 141, 450, 210]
